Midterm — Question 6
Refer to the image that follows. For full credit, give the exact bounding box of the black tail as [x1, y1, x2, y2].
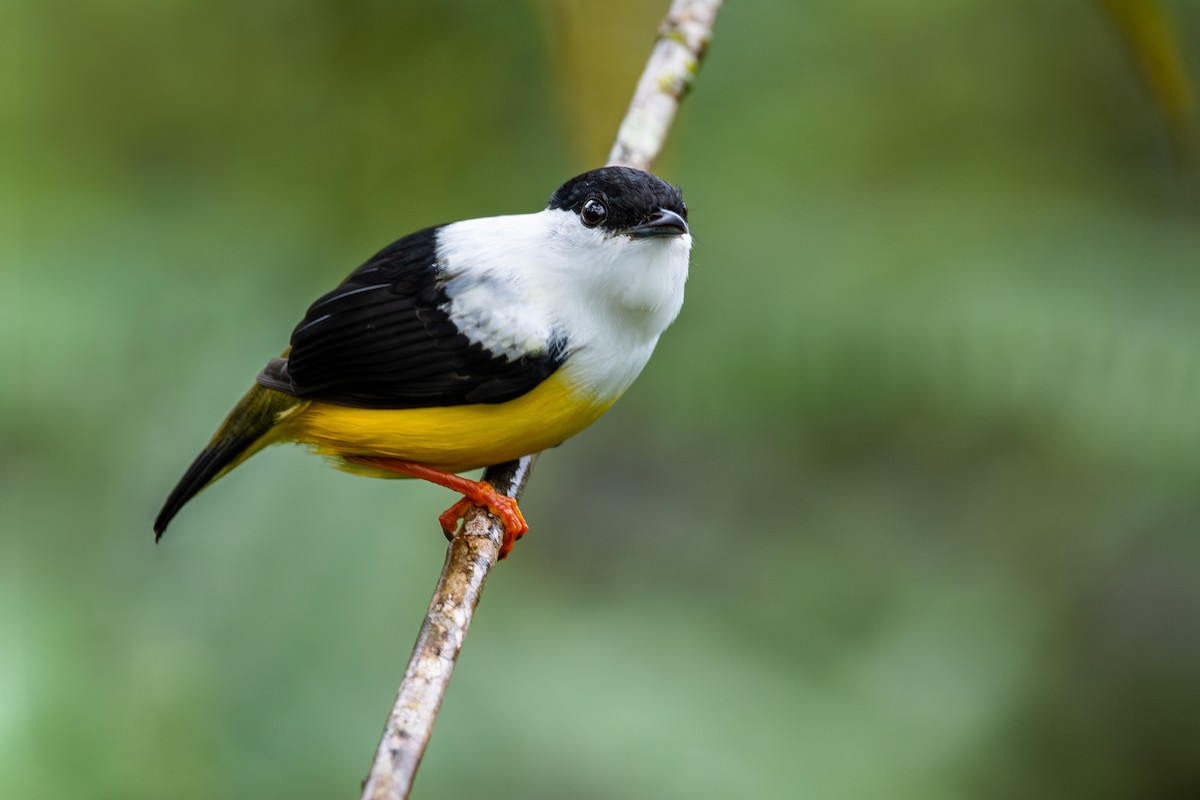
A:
[154, 385, 298, 540]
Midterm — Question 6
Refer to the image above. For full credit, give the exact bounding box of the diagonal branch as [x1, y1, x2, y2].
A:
[360, 3, 723, 798]
[608, 0, 723, 171]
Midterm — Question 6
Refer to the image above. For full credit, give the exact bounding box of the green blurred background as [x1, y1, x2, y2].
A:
[7, 1, 1200, 797]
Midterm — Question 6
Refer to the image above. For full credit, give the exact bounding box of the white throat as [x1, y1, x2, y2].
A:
[436, 208, 691, 401]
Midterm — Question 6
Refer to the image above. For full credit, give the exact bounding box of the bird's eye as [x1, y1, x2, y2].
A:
[580, 198, 607, 227]
[680, 202, 688, 220]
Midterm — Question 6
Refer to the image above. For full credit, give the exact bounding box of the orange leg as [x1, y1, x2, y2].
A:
[346, 456, 529, 559]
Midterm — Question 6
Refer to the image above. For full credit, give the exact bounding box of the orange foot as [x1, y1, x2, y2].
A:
[347, 456, 529, 559]
[437, 492, 528, 559]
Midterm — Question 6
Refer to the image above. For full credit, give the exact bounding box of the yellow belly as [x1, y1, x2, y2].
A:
[280, 370, 615, 474]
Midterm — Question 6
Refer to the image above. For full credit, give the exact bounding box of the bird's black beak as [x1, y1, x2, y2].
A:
[626, 208, 689, 238]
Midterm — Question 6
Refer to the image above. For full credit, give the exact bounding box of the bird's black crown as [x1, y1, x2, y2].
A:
[547, 166, 686, 234]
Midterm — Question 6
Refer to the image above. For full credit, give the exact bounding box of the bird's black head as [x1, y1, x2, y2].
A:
[547, 166, 689, 238]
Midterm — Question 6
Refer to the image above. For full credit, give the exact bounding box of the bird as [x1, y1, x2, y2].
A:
[154, 166, 692, 557]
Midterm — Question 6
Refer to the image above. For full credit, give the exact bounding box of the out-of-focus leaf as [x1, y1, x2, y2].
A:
[1100, 0, 1197, 160]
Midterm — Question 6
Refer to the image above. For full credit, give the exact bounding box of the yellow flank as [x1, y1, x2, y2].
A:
[280, 370, 616, 475]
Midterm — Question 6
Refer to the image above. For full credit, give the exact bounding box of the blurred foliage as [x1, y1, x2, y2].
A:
[7, 0, 1200, 798]
[1103, 0, 1197, 155]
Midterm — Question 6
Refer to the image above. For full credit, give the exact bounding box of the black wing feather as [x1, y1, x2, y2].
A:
[257, 226, 565, 409]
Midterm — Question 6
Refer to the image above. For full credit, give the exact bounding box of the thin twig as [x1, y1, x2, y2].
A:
[609, 0, 724, 171]
[359, 456, 535, 800]
[360, 2, 723, 797]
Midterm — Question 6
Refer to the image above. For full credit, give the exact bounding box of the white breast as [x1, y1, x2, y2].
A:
[436, 209, 691, 402]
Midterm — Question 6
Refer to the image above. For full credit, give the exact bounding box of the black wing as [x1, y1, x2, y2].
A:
[257, 226, 565, 409]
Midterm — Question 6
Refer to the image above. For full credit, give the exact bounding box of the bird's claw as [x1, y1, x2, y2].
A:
[438, 484, 528, 559]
